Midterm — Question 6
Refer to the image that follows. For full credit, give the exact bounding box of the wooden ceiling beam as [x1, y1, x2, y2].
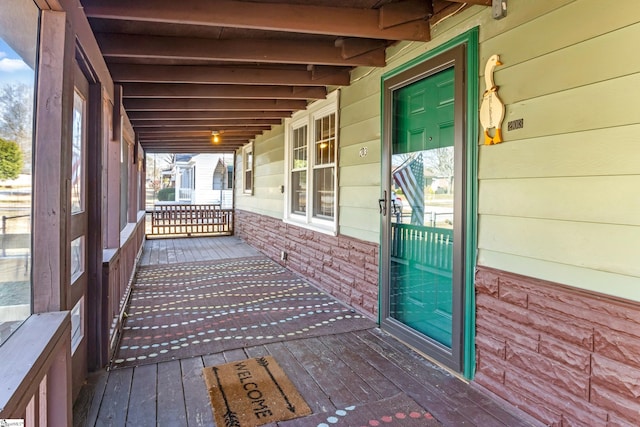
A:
[140, 137, 252, 143]
[138, 130, 262, 137]
[140, 138, 253, 146]
[128, 111, 292, 120]
[445, 0, 491, 5]
[379, 0, 433, 29]
[144, 149, 243, 153]
[136, 126, 271, 133]
[96, 33, 386, 67]
[131, 119, 282, 127]
[83, 0, 430, 41]
[108, 63, 351, 86]
[141, 139, 247, 145]
[336, 38, 390, 60]
[139, 138, 258, 144]
[123, 98, 307, 111]
[142, 144, 247, 153]
[121, 84, 326, 100]
[139, 133, 254, 138]
[140, 136, 250, 142]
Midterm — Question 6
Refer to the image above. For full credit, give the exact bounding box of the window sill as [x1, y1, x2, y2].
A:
[283, 217, 337, 236]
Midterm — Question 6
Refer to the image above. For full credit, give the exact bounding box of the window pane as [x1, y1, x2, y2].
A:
[315, 114, 335, 166]
[292, 126, 307, 170]
[243, 146, 253, 193]
[226, 166, 233, 190]
[246, 151, 253, 171]
[313, 167, 334, 219]
[244, 170, 251, 191]
[71, 90, 85, 213]
[0, 0, 38, 346]
[291, 170, 306, 214]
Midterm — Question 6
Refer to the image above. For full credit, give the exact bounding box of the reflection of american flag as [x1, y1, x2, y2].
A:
[393, 154, 424, 225]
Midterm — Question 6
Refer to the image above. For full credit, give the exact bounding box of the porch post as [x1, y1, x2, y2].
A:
[33, 10, 73, 313]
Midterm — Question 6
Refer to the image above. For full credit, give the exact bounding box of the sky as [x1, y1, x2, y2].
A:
[0, 38, 34, 87]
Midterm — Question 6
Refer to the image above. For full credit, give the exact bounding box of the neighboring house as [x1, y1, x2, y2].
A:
[170, 153, 234, 208]
[235, 2, 640, 425]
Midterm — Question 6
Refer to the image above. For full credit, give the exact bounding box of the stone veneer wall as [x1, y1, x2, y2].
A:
[234, 210, 379, 318]
[474, 266, 640, 426]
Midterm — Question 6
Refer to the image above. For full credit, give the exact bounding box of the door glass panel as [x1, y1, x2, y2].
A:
[71, 89, 85, 214]
[390, 67, 455, 348]
[71, 296, 84, 352]
[70, 235, 85, 283]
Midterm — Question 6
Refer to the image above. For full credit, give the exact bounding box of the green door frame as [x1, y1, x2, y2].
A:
[380, 27, 479, 378]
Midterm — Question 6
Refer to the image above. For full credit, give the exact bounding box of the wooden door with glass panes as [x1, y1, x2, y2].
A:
[69, 63, 90, 389]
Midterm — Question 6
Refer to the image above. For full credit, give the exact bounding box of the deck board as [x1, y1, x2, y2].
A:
[346, 329, 472, 426]
[76, 236, 543, 427]
[180, 357, 216, 427]
[259, 341, 335, 415]
[73, 371, 107, 427]
[126, 364, 157, 427]
[299, 336, 381, 403]
[157, 360, 188, 427]
[95, 368, 133, 427]
[355, 328, 531, 426]
[322, 333, 403, 398]
[283, 338, 361, 408]
[139, 236, 262, 267]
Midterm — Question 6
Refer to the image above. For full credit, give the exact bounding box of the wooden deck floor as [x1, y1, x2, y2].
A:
[74, 236, 542, 427]
[139, 235, 262, 266]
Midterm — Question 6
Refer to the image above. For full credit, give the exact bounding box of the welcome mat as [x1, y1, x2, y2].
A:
[111, 256, 374, 368]
[203, 356, 312, 427]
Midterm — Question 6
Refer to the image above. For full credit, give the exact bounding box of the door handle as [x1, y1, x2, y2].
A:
[378, 190, 387, 216]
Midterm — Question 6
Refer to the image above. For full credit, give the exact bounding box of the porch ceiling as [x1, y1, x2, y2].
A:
[80, 0, 490, 153]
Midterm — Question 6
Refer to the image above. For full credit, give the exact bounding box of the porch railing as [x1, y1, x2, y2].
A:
[0, 312, 71, 426]
[391, 223, 453, 273]
[177, 188, 193, 202]
[149, 204, 233, 237]
[104, 214, 146, 360]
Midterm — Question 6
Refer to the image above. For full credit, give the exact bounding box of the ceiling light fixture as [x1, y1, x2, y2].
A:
[211, 130, 220, 143]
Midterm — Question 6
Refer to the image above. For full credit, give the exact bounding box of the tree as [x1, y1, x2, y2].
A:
[0, 83, 33, 170]
[424, 147, 454, 194]
[423, 147, 454, 178]
[0, 138, 24, 180]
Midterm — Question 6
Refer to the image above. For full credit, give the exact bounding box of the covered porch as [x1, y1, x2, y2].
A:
[73, 236, 539, 427]
[3, 1, 639, 426]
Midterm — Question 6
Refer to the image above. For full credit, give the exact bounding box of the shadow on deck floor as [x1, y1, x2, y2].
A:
[73, 236, 542, 427]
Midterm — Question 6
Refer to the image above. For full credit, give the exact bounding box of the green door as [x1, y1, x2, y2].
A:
[390, 67, 455, 347]
[381, 44, 470, 372]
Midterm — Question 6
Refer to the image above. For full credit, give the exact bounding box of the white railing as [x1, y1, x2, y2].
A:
[177, 188, 193, 202]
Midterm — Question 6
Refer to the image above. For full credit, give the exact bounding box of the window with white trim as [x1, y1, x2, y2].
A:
[242, 142, 253, 194]
[285, 91, 339, 233]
